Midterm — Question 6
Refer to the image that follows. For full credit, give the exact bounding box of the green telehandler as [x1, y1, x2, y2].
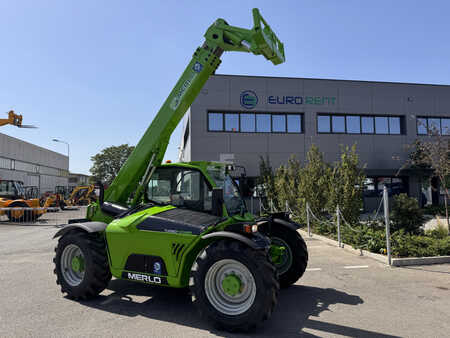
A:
[53, 8, 308, 331]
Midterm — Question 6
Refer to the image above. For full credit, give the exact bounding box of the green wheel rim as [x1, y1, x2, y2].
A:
[61, 244, 85, 286]
[271, 237, 293, 275]
[204, 259, 256, 316]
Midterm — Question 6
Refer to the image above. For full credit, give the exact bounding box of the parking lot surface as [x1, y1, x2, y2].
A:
[0, 211, 449, 337]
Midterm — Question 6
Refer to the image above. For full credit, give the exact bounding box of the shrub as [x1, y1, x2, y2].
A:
[425, 217, 449, 239]
[390, 193, 424, 234]
[423, 204, 446, 216]
[391, 230, 450, 257]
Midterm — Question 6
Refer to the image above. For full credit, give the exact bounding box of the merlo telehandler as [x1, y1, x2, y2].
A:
[53, 9, 308, 331]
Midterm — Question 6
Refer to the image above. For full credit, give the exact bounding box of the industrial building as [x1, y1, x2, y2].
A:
[179, 74, 450, 210]
[0, 132, 69, 194]
[68, 173, 90, 188]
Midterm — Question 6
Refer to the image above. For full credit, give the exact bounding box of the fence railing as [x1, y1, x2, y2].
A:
[254, 185, 393, 265]
[0, 206, 88, 226]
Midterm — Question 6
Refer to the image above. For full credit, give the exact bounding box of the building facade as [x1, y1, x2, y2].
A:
[68, 173, 90, 188]
[0, 133, 69, 194]
[179, 74, 450, 209]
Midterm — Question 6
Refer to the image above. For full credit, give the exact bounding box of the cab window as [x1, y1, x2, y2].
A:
[147, 167, 212, 213]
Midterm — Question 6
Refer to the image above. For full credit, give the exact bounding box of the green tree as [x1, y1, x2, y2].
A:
[298, 144, 330, 219]
[275, 155, 302, 215]
[258, 156, 278, 209]
[327, 144, 366, 225]
[90, 144, 135, 184]
[406, 136, 449, 227]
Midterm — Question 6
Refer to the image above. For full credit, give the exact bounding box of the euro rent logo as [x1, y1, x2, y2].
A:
[240, 90, 258, 109]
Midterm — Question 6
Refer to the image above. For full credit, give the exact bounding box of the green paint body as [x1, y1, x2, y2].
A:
[85, 9, 285, 289]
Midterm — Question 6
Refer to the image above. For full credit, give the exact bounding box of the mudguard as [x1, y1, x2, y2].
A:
[53, 222, 108, 239]
[201, 231, 270, 250]
[257, 212, 303, 234]
[272, 217, 300, 232]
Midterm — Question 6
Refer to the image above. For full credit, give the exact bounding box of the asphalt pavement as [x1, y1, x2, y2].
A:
[0, 211, 449, 337]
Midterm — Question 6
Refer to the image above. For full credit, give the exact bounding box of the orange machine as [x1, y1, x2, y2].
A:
[0, 110, 36, 128]
[0, 180, 54, 222]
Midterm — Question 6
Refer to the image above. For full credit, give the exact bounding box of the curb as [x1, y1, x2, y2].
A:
[391, 256, 450, 266]
[298, 229, 450, 267]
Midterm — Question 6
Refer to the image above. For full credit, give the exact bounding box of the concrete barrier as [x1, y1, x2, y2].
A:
[298, 229, 450, 267]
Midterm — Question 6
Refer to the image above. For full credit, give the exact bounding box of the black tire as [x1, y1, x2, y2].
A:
[269, 225, 308, 288]
[6, 201, 36, 222]
[190, 240, 279, 332]
[59, 200, 67, 210]
[53, 231, 111, 300]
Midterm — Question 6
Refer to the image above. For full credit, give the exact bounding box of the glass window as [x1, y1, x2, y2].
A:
[225, 113, 239, 132]
[272, 115, 286, 132]
[442, 118, 450, 135]
[0, 181, 16, 197]
[428, 118, 441, 134]
[389, 117, 401, 134]
[147, 168, 212, 212]
[375, 117, 389, 134]
[240, 113, 255, 132]
[332, 115, 345, 133]
[346, 116, 361, 134]
[363, 178, 377, 197]
[417, 118, 427, 135]
[317, 115, 330, 133]
[361, 116, 374, 133]
[287, 115, 301, 133]
[256, 114, 271, 132]
[208, 113, 223, 131]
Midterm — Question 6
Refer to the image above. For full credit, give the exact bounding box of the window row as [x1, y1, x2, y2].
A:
[364, 176, 408, 197]
[317, 114, 404, 135]
[417, 117, 450, 135]
[208, 112, 303, 133]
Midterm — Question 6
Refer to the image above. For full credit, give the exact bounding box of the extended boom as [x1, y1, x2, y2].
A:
[92, 8, 285, 222]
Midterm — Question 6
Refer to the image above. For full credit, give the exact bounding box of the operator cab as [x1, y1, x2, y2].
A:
[146, 163, 247, 218]
[0, 180, 26, 200]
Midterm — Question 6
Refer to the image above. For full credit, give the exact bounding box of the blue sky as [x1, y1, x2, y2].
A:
[1, 0, 449, 174]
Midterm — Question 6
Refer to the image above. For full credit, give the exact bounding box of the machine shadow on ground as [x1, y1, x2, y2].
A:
[75, 279, 400, 337]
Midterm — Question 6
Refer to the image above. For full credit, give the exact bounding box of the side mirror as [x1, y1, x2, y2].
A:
[212, 188, 223, 217]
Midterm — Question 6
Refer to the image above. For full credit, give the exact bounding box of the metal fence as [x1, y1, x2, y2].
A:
[0, 206, 88, 226]
[256, 186, 393, 265]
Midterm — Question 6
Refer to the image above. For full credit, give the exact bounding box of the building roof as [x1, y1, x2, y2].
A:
[213, 73, 450, 88]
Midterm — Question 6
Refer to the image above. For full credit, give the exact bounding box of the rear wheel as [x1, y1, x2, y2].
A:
[190, 240, 278, 332]
[53, 231, 111, 300]
[269, 226, 308, 288]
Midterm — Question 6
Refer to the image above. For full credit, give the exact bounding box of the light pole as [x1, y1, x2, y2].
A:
[52, 138, 70, 171]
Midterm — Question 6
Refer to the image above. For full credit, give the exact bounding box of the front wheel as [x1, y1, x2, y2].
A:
[53, 231, 111, 300]
[269, 225, 308, 288]
[190, 240, 278, 332]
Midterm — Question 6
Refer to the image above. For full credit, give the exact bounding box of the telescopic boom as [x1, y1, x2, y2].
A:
[96, 8, 285, 218]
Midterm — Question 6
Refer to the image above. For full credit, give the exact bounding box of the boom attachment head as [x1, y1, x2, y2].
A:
[204, 8, 285, 65]
[0, 110, 37, 128]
